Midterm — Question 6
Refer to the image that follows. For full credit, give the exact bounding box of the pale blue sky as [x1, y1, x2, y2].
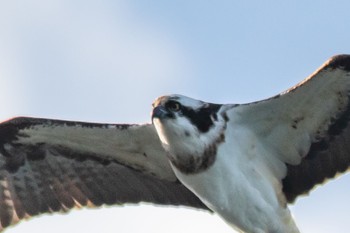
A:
[1, 1, 350, 232]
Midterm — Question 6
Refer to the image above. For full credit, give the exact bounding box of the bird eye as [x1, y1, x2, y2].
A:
[166, 101, 181, 112]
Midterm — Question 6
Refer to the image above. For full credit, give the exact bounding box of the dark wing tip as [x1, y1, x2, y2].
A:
[326, 54, 350, 71]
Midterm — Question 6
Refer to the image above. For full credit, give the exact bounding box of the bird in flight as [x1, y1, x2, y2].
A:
[0, 55, 349, 233]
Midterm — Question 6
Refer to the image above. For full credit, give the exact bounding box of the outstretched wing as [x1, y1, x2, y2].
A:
[230, 55, 350, 203]
[0, 117, 207, 231]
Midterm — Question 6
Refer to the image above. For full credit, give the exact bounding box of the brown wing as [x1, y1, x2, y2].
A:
[282, 96, 350, 202]
[0, 117, 207, 231]
[281, 55, 350, 202]
[231, 55, 350, 203]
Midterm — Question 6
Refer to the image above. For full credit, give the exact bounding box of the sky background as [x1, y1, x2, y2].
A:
[0, 1, 350, 232]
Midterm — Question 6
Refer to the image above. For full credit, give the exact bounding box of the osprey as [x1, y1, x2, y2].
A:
[0, 55, 349, 233]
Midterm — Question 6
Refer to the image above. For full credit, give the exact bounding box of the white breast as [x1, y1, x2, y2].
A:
[171, 121, 300, 233]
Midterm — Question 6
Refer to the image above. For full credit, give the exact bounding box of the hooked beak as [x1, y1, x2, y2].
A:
[152, 105, 170, 120]
[152, 105, 174, 121]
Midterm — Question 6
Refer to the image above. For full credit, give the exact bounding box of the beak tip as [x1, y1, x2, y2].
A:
[152, 106, 168, 119]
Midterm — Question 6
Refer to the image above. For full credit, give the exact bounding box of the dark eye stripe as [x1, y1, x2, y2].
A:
[181, 104, 222, 133]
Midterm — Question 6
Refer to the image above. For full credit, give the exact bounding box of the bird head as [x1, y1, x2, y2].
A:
[152, 95, 227, 173]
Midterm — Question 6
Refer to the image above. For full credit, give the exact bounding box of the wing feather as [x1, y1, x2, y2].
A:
[0, 117, 207, 231]
[283, 117, 350, 202]
[230, 55, 350, 202]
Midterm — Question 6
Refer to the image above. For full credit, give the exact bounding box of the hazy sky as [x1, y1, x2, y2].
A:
[1, 1, 350, 233]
